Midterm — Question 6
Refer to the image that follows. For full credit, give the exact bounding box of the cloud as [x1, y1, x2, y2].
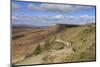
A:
[27, 4, 36, 10]
[12, 3, 21, 11]
[12, 14, 95, 26]
[80, 15, 95, 19]
[79, 15, 95, 23]
[27, 3, 92, 13]
[12, 16, 17, 20]
[54, 15, 64, 18]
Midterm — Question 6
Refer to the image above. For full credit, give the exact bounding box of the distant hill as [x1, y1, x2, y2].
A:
[12, 24, 48, 29]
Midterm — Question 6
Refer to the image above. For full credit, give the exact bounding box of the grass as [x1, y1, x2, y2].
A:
[34, 45, 43, 55]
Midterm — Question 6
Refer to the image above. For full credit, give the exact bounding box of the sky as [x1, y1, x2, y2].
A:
[12, 0, 96, 26]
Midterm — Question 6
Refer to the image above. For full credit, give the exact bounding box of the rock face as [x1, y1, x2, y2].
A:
[55, 39, 72, 48]
[12, 23, 96, 65]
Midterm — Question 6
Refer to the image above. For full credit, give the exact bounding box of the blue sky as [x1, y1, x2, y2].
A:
[12, 1, 96, 26]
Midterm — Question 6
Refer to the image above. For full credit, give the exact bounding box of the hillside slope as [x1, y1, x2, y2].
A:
[12, 23, 96, 65]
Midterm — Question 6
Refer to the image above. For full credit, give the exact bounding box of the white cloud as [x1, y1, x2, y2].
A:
[12, 14, 95, 26]
[27, 3, 43, 10]
[12, 3, 21, 11]
[12, 16, 17, 20]
[27, 4, 36, 10]
[80, 15, 95, 19]
[80, 15, 89, 18]
[54, 15, 64, 18]
[27, 3, 93, 13]
[28, 4, 33, 8]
